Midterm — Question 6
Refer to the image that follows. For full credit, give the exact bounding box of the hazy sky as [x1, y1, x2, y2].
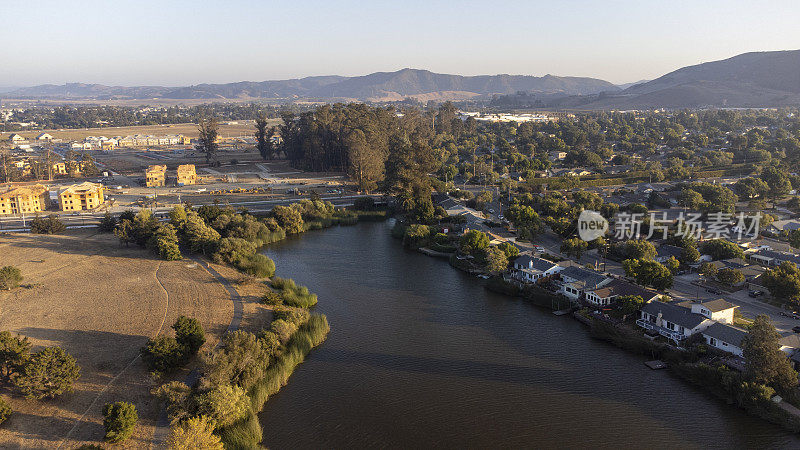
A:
[2, 0, 799, 87]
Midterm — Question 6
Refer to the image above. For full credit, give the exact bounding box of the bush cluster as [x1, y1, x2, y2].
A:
[30, 214, 66, 234]
[140, 316, 205, 376]
[270, 277, 318, 308]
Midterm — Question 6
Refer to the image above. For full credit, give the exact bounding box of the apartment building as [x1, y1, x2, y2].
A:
[58, 182, 105, 211]
[145, 165, 167, 187]
[0, 184, 50, 215]
[176, 164, 196, 185]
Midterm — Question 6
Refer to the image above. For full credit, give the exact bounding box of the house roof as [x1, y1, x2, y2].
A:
[586, 278, 658, 300]
[703, 322, 748, 348]
[0, 184, 47, 199]
[560, 266, 608, 289]
[657, 244, 683, 259]
[779, 334, 800, 349]
[699, 298, 736, 313]
[514, 254, 558, 272]
[755, 249, 800, 265]
[641, 301, 708, 329]
[59, 182, 102, 196]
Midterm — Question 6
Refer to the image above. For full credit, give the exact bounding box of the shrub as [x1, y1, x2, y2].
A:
[202, 330, 275, 391]
[0, 266, 23, 290]
[152, 381, 194, 424]
[102, 401, 138, 443]
[196, 384, 250, 429]
[271, 277, 317, 308]
[261, 290, 283, 305]
[29, 214, 66, 234]
[141, 336, 184, 375]
[13, 347, 80, 399]
[0, 397, 11, 425]
[0, 331, 31, 381]
[166, 415, 223, 450]
[172, 316, 205, 356]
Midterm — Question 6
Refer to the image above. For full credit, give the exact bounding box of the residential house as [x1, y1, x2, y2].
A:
[549, 151, 567, 161]
[584, 278, 660, 307]
[684, 298, 737, 324]
[36, 132, 53, 140]
[179, 135, 192, 145]
[58, 182, 105, 211]
[558, 266, 610, 300]
[511, 254, 563, 283]
[176, 164, 197, 186]
[52, 162, 67, 175]
[655, 244, 683, 263]
[778, 334, 800, 370]
[637, 301, 715, 342]
[767, 219, 800, 234]
[8, 134, 25, 143]
[749, 249, 800, 267]
[702, 322, 748, 357]
[145, 165, 167, 187]
[0, 184, 50, 215]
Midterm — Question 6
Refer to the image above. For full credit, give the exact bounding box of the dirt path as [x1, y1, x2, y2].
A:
[150, 256, 244, 448]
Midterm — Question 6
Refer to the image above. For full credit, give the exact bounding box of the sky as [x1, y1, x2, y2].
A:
[1, 0, 799, 87]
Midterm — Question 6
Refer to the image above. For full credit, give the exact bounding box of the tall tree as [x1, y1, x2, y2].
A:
[197, 116, 220, 166]
[742, 315, 799, 395]
[254, 113, 273, 160]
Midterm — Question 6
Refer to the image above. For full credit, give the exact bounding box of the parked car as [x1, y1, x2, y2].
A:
[706, 288, 721, 295]
[749, 290, 764, 298]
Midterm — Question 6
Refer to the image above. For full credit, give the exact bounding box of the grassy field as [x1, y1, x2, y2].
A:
[0, 230, 256, 448]
[0, 120, 280, 141]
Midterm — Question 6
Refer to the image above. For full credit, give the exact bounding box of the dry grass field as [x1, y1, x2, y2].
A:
[0, 121, 281, 142]
[0, 230, 266, 448]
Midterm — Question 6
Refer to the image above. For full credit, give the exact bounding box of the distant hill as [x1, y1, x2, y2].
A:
[5, 69, 618, 102]
[571, 50, 800, 109]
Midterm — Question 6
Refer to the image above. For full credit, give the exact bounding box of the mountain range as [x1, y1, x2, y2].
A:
[5, 50, 800, 108]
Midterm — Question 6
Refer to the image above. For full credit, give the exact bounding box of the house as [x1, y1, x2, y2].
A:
[655, 244, 683, 263]
[749, 249, 800, 267]
[0, 184, 50, 215]
[511, 254, 563, 283]
[58, 182, 105, 211]
[685, 298, 737, 324]
[52, 162, 67, 175]
[702, 322, 748, 357]
[558, 266, 610, 300]
[584, 278, 660, 307]
[767, 219, 800, 234]
[176, 164, 197, 186]
[179, 135, 192, 145]
[36, 132, 53, 141]
[8, 134, 25, 143]
[549, 151, 567, 161]
[637, 301, 714, 342]
[778, 334, 800, 370]
[145, 165, 167, 187]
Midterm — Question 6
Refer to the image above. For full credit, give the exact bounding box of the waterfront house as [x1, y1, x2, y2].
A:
[584, 278, 660, 307]
[677, 298, 737, 324]
[558, 266, 610, 300]
[702, 322, 748, 357]
[511, 254, 563, 283]
[637, 300, 714, 342]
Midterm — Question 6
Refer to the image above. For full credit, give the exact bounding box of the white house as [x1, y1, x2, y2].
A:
[558, 266, 610, 300]
[36, 132, 53, 140]
[637, 301, 715, 342]
[8, 134, 25, 143]
[584, 278, 660, 307]
[702, 322, 748, 357]
[688, 299, 737, 324]
[511, 254, 563, 283]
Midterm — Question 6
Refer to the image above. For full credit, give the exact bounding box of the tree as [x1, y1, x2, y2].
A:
[762, 262, 800, 306]
[459, 230, 489, 255]
[271, 205, 304, 234]
[0, 331, 30, 381]
[664, 256, 681, 274]
[497, 242, 520, 260]
[13, 347, 80, 399]
[623, 259, 673, 290]
[166, 415, 223, 450]
[616, 295, 644, 316]
[0, 398, 11, 425]
[483, 247, 509, 274]
[196, 384, 250, 428]
[103, 401, 138, 443]
[172, 316, 205, 356]
[561, 238, 588, 261]
[0, 266, 23, 290]
[153, 224, 182, 261]
[254, 113, 273, 160]
[183, 213, 221, 255]
[141, 336, 184, 375]
[98, 212, 118, 233]
[762, 166, 792, 207]
[197, 116, 219, 166]
[717, 267, 744, 286]
[699, 262, 718, 279]
[679, 245, 700, 264]
[29, 214, 66, 234]
[610, 239, 657, 260]
[742, 315, 799, 395]
[402, 224, 431, 248]
[700, 239, 744, 260]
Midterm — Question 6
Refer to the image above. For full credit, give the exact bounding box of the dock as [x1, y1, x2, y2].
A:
[644, 360, 667, 370]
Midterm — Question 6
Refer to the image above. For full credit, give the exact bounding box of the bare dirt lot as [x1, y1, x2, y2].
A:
[0, 121, 280, 142]
[0, 230, 258, 448]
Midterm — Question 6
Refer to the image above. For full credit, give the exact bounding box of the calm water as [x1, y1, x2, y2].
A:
[260, 222, 799, 449]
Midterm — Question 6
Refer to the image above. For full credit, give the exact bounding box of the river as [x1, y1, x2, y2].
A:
[259, 221, 799, 449]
